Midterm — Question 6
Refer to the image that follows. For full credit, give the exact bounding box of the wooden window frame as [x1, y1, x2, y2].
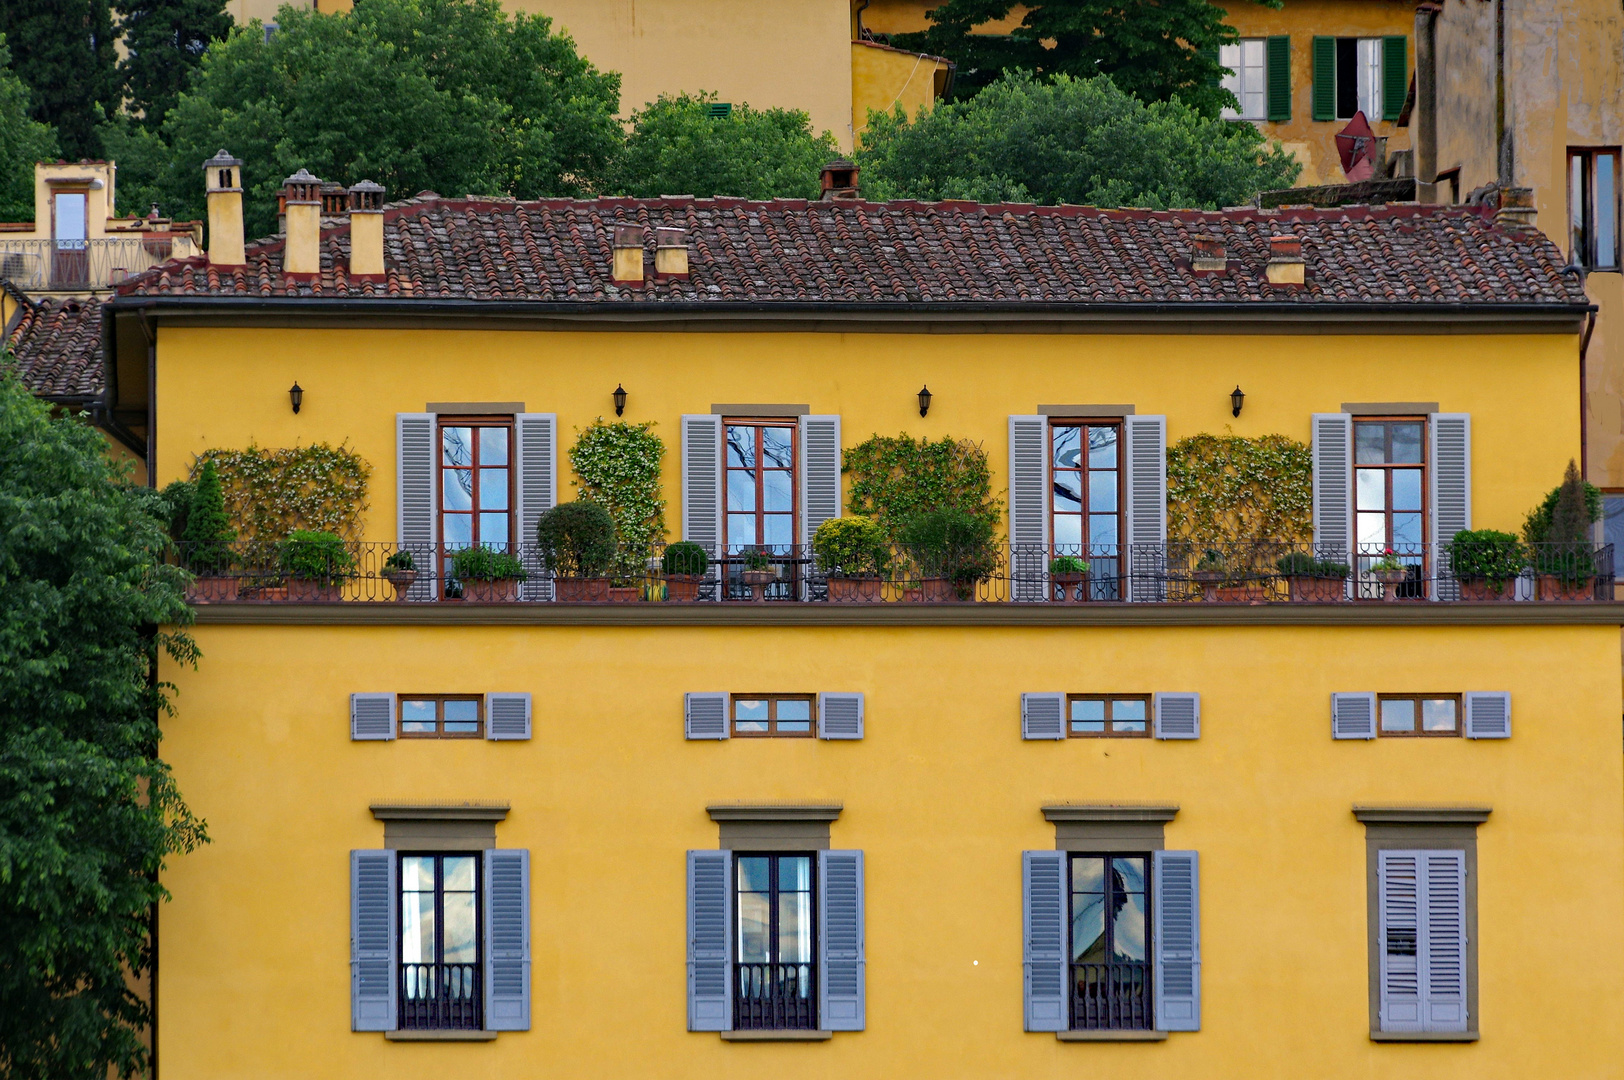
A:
[1353, 415, 1428, 556]
[723, 418, 798, 553]
[398, 694, 485, 739]
[730, 694, 817, 738]
[436, 414, 517, 554]
[1066, 694, 1152, 739]
[1568, 147, 1621, 271]
[1376, 693, 1463, 738]
[1049, 419, 1124, 560]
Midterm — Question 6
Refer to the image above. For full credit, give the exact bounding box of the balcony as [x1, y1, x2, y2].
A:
[0, 237, 176, 293]
[399, 962, 481, 1031]
[1072, 961, 1152, 1031]
[733, 962, 817, 1031]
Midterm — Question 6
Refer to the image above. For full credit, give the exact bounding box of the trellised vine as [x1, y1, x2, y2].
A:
[843, 433, 1002, 540]
[568, 418, 667, 579]
[1166, 433, 1312, 544]
[194, 442, 371, 550]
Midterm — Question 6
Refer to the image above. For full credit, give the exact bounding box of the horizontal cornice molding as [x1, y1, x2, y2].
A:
[1352, 805, 1492, 825]
[707, 803, 843, 823]
[370, 801, 511, 821]
[1043, 804, 1180, 823]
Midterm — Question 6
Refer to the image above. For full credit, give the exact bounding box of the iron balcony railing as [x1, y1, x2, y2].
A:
[1072, 962, 1152, 1031]
[169, 539, 1617, 605]
[399, 962, 481, 1031]
[0, 237, 175, 291]
[733, 962, 816, 1031]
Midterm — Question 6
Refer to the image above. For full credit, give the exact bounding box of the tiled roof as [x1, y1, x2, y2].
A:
[6, 295, 102, 399]
[116, 195, 1589, 307]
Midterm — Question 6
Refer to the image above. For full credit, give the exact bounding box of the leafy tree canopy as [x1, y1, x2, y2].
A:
[609, 92, 839, 199]
[0, 0, 118, 159]
[0, 37, 60, 223]
[116, 0, 234, 131]
[856, 72, 1299, 208]
[0, 366, 204, 1080]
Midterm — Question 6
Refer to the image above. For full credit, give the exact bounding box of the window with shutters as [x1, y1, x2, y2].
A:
[1354, 417, 1426, 596]
[399, 853, 482, 1031]
[724, 419, 797, 599]
[1067, 695, 1150, 738]
[1219, 39, 1267, 120]
[1378, 694, 1461, 737]
[1568, 148, 1620, 271]
[732, 694, 815, 738]
[734, 853, 817, 1030]
[398, 695, 483, 738]
[439, 416, 515, 592]
[1051, 420, 1122, 601]
[1318, 37, 1395, 120]
[1070, 854, 1152, 1031]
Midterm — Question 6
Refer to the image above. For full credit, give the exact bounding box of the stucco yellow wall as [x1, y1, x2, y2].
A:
[852, 41, 952, 136]
[861, 0, 1025, 37]
[156, 622, 1624, 1078]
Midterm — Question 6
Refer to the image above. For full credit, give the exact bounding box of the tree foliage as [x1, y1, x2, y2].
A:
[568, 418, 667, 580]
[857, 72, 1299, 208]
[0, 366, 205, 1080]
[610, 93, 839, 199]
[0, 0, 118, 159]
[0, 36, 60, 223]
[116, 0, 234, 131]
[842, 434, 1001, 544]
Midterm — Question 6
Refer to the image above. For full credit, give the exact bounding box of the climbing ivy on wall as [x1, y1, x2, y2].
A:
[568, 418, 667, 579]
[843, 434, 1002, 540]
[1166, 433, 1312, 545]
[194, 442, 371, 550]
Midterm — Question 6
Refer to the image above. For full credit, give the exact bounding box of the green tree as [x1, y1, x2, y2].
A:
[115, 0, 234, 130]
[0, 366, 205, 1079]
[856, 72, 1299, 208]
[0, 0, 118, 159]
[0, 36, 60, 223]
[180, 457, 235, 573]
[609, 93, 839, 199]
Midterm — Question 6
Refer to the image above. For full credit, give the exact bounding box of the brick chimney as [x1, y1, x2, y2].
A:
[347, 180, 385, 278]
[1265, 234, 1305, 286]
[202, 149, 245, 267]
[612, 224, 645, 284]
[281, 169, 322, 276]
[1191, 234, 1226, 273]
[654, 226, 689, 277]
[1495, 186, 1538, 231]
[820, 159, 859, 201]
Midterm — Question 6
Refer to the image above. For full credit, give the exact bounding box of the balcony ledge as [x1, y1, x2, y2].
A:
[1055, 1030, 1169, 1041]
[719, 1030, 833, 1041]
[384, 1030, 499, 1041]
[1369, 1030, 1480, 1042]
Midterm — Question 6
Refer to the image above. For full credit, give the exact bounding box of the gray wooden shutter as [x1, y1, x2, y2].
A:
[351, 849, 397, 1031]
[819, 849, 865, 1031]
[1008, 415, 1050, 602]
[685, 692, 730, 740]
[687, 849, 732, 1031]
[1463, 691, 1511, 739]
[1420, 850, 1468, 1032]
[1021, 692, 1065, 740]
[397, 412, 437, 601]
[1332, 692, 1377, 739]
[1022, 850, 1068, 1031]
[1312, 413, 1353, 559]
[1154, 693, 1200, 740]
[1378, 850, 1422, 1031]
[351, 692, 396, 741]
[1430, 413, 1471, 601]
[682, 415, 723, 574]
[515, 413, 557, 601]
[485, 692, 532, 741]
[484, 848, 530, 1030]
[1124, 415, 1167, 601]
[817, 692, 864, 739]
[800, 414, 842, 547]
[1153, 849, 1201, 1032]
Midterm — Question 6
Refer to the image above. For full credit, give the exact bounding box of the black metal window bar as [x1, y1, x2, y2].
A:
[1072, 962, 1152, 1031]
[733, 962, 817, 1031]
[400, 962, 481, 1031]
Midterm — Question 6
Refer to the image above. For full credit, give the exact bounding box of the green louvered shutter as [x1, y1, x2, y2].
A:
[1382, 36, 1407, 120]
[1267, 36, 1291, 121]
[1312, 36, 1336, 121]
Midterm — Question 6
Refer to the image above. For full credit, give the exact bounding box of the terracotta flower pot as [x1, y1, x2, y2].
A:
[554, 577, 611, 602]
[739, 569, 775, 601]
[382, 569, 418, 600]
[1457, 578, 1514, 602]
[827, 576, 882, 602]
[608, 585, 641, 603]
[186, 575, 240, 603]
[1213, 583, 1251, 602]
[665, 574, 704, 602]
[1371, 568, 1409, 602]
[1050, 572, 1088, 602]
[287, 578, 343, 602]
[1287, 575, 1344, 602]
[1538, 574, 1595, 601]
[908, 578, 957, 603]
[462, 577, 520, 602]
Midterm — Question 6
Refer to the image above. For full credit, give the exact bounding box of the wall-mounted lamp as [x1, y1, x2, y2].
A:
[918, 385, 932, 418]
[289, 380, 303, 414]
[1230, 385, 1245, 418]
[613, 383, 627, 417]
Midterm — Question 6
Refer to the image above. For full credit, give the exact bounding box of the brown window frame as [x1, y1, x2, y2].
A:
[1049, 419, 1125, 561]
[730, 694, 817, 738]
[398, 694, 485, 739]
[723, 418, 799, 553]
[1353, 414, 1428, 556]
[1568, 147, 1621, 271]
[1066, 694, 1152, 739]
[1376, 693, 1462, 738]
[436, 414, 517, 553]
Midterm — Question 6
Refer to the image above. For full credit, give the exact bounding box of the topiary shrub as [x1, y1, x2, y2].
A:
[181, 459, 235, 575]
[812, 516, 890, 578]
[278, 529, 355, 584]
[451, 546, 528, 582]
[536, 500, 618, 578]
[1526, 460, 1601, 583]
[897, 506, 998, 596]
[1275, 551, 1349, 579]
[661, 540, 709, 577]
[1449, 529, 1525, 584]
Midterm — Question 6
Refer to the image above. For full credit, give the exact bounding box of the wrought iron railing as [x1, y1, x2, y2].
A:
[0, 237, 177, 291]
[733, 962, 816, 1031]
[1072, 962, 1152, 1031]
[399, 962, 481, 1030]
[169, 539, 1617, 605]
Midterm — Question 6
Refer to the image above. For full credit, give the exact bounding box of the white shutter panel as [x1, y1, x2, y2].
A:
[800, 415, 842, 547]
[1022, 850, 1068, 1031]
[351, 850, 397, 1031]
[685, 693, 730, 740]
[682, 416, 723, 590]
[350, 692, 396, 741]
[1008, 415, 1050, 602]
[1431, 413, 1471, 601]
[687, 850, 733, 1031]
[1420, 850, 1468, 1032]
[515, 413, 557, 601]
[1332, 692, 1377, 739]
[484, 848, 530, 1030]
[1124, 415, 1167, 601]
[1463, 691, 1511, 739]
[1153, 849, 1201, 1032]
[1021, 692, 1065, 740]
[1378, 850, 1423, 1032]
[817, 692, 864, 739]
[819, 849, 866, 1031]
[1312, 413, 1353, 558]
[397, 413, 437, 601]
[485, 692, 532, 741]
[1154, 692, 1200, 740]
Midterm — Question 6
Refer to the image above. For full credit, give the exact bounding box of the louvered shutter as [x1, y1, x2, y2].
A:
[1008, 415, 1050, 602]
[1430, 414, 1471, 601]
[397, 413, 437, 601]
[1464, 692, 1511, 739]
[682, 415, 723, 591]
[685, 693, 730, 740]
[351, 692, 396, 741]
[1312, 36, 1336, 120]
[1382, 36, 1408, 121]
[800, 415, 842, 548]
[1125, 415, 1168, 601]
[1332, 692, 1377, 739]
[1022, 850, 1068, 1031]
[687, 850, 732, 1031]
[818, 692, 864, 739]
[1021, 692, 1065, 740]
[484, 849, 530, 1030]
[1420, 850, 1468, 1032]
[515, 413, 557, 601]
[351, 850, 397, 1031]
[1378, 850, 1422, 1032]
[819, 849, 865, 1031]
[1312, 413, 1353, 560]
[485, 692, 532, 741]
[1154, 693, 1200, 740]
[1266, 36, 1291, 121]
[1153, 850, 1201, 1032]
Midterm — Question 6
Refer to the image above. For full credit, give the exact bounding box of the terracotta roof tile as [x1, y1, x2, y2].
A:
[6, 295, 102, 398]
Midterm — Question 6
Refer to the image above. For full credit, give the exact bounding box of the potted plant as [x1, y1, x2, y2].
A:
[1275, 550, 1349, 602]
[1049, 555, 1089, 602]
[1189, 549, 1230, 602]
[813, 516, 889, 602]
[737, 548, 777, 601]
[1448, 529, 1525, 601]
[1526, 460, 1601, 601]
[382, 550, 418, 600]
[661, 541, 710, 601]
[279, 529, 355, 601]
[1368, 548, 1410, 600]
[897, 507, 997, 602]
[181, 459, 239, 602]
[537, 500, 618, 602]
[452, 546, 527, 602]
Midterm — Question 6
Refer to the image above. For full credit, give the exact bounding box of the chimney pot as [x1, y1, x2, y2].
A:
[282, 168, 323, 277]
[347, 180, 386, 279]
[820, 158, 860, 201]
[1266, 233, 1306, 286]
[654, 226, 689, 277]
[202, 149, 245, 267]
[1191, 234, 1227, 272]
[612, 223, 646, 284]
[1494, 185, 1539, 231]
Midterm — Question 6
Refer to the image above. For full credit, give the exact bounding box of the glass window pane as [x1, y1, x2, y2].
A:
[761, 427, 794, 469]
[727, 470, 756, 512]
[1112, 699, 1147, 732]
[779, 889, 812, 963]
[1052, 426, 1081, 470]
[1356, 37, 1381, 119]
[763, 515, 792, 548]
[1088, 514, 1118, 548]
[727, 515, 758, 548]
[1052, 514, 1083, 553]
[1422, 698, 1457, 732]
[777, 699, 810, 732]
[780, 855, 811, 892]
[1112, 887, 1148, 962]
[1070, 857, 1105, 963]
[54, 193, 87, 243]
[1355, 468, 1386, 512]
[1390, 424, 1423, 464]
[1392, 513, 1423, 548]
[735, 699, 769, 732]
[1604, 495, 1624, 552]
[1355, 424, 1386, 464]
[401, 699, 436, 733]
[1053, 471, 1082, 513]
[478, 469, 508, 510]
[443, 700, 479, 733]
[763, 470, 792, 513]
[479, 426, 508, 465]
[737, 855, 770, 892]
[1357, 511, 1388, 548]
[442, 427, 472, 468]
[726, 428, 755, 468]
[1381, 698, 1417, 732]
[402, 892, 435, 964]
[443, 855, 476, 891]
[444, 468, 473, 511]
[1088, 476, 1117, 514]
[1391, 469, 1422, 512]
[402, 855, 436, 891]
[1599, 154, 1618, 269]
[737, 890, 769, 963]
[1071, 698, 1105, 733]
[443, 892, 477, 963]
[442, 514, 472, 547]
[1088, 427, 1118, 470]
[479, 513, 509, 546]
[1573, 154, 1588, 260]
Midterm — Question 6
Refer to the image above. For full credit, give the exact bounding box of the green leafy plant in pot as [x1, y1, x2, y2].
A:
[660, 541, 710, 602]
[382, 549, 418, 600]
[451, 545, 528, 602]
[181, 458, 239, 602]
[1524, 459, 1601, 600]
[279, 529, 355, 601]
[1448, 529, 1525, 601]
[1275, 550, 1349, 602]
[813, 516, 889, 602]
[537, 499, 618, 602]
[1048, 554, 1090, 602]
[897, 506, 997, 602]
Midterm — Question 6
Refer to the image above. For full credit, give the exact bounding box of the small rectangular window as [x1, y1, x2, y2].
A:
[1377, 694, 1462, 737]
[399, 695, 483, 738]
[1569, 148, 1621, 270]
[731, 694, 816, 738]
[1067, 695, 1151, 738]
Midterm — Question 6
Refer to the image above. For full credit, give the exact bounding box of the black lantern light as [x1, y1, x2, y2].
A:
[289, 380, 303, 414]
[613, 383, 627, 416]
[918, 384, 932, 417]
[1230, 385, 1245, 418]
